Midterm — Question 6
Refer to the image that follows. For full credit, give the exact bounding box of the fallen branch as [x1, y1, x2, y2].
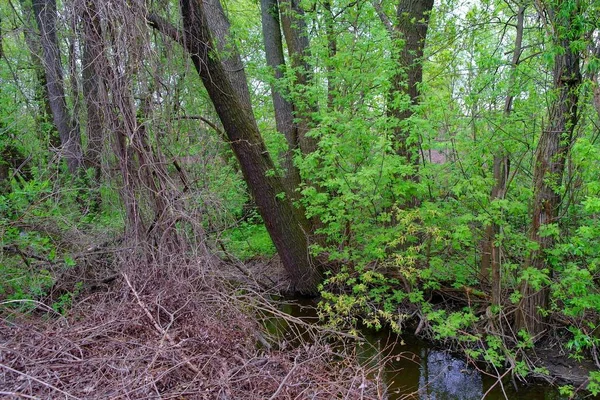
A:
[0, 363, 80, 399]
[122, 272, 200, 374]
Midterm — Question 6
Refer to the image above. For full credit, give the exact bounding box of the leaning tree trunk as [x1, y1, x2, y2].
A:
[32, 0, 83, 173]
[514, 1, 582, 336]
[179, 0, 321, 294]
[260, 0, 302, 195]
[203, 0, 254, 117]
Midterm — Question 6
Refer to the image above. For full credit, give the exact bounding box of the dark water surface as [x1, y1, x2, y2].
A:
[269, 300, 570, 400]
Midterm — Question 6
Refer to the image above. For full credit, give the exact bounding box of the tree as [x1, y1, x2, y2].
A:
[373, 0, 434, 165]
[156, 0, 322, 294]
[80, 0, 103, 178]
[481, 5, 526, 307]
[279, 0, 318, 155]
[32, 0, 82, 173]
[514, 0, 583, 336]
[260, 0, 302, 195]
[19, 0, 59, 148]
[204, 0, 254, 117]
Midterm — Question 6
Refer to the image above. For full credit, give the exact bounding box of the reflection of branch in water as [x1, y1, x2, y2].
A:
[419, 350, 483, 400]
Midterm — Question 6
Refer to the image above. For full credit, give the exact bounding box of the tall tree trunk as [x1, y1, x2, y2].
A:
[78, 0, 181, 250]
[179, 0, 320, 294]
[19, 0, 59, 148]
[260, 0, 302, 195]
[481, 6, 525, 307]
[374, 0, 434, 166]
[204, 0, 253, 117]
[514, 1, 582, 336]
[279, 0, 318, 155]
[32, 0, 83, 173]
[81, 0, 104, 179]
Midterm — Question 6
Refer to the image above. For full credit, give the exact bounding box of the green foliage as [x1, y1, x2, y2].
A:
[566, 326, 599, 362]
[588, 371, 600, 396]
[0, 170, 115, 313]
[318, 265, 408, 334]
[52, 281, 83, 315]
[0, 263, 53, 307]
[1, 0, 599, 393]
[221, 218, 276, 261]
[558, 385, 575, 397]
[305, 0, 600, 387]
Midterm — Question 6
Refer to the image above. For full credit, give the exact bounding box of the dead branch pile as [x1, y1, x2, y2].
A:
[0, 256, 384, 399]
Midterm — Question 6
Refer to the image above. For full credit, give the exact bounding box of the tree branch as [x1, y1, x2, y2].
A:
[147, 12, 186, 49]
[372, 0, 394, 36]
[172, 115, 226, 139]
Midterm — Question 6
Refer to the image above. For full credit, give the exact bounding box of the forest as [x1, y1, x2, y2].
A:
[1, 0, 599, 398]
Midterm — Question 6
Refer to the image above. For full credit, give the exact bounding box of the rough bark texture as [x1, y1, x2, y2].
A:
[374, 0, 434, 164]
[76, 0, 182, 251]
[180, 0, 321, 294]
[81, 0, 104, 178]
[260, 0, 302, 194]
[514, 2, 582, 336]
[203, 0, 253, 117]
[32, 0, 83, 173]
[279, 0, 318, 155]
[481, 6, 524, 307]
[19, 0, 59, 148]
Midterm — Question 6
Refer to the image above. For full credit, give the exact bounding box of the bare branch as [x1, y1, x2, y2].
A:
[372, 0, 394, 36]
[172, 115, 226, 139]
[0, 363, 80, 399]
[147, 12, 186, 49]
[123, 272, 200, 374]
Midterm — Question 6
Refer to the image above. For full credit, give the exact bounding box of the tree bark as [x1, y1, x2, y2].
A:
[179, 0, 320, 294]
[260, 0, 302, 194]
[514, 1, 582, 336]
[19, 0, 59, 148]
[203, 0, 253, 117]
[279, 0, 318, 155]
[374, 0, 434, 165]
[323, 0, 337, 109]
[81, 0, 104, 179]
[32, 0, 83, 173]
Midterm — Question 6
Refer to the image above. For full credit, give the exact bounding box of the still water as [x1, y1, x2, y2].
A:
[269, 300, 570, 400]
[359, 330, 566, 399]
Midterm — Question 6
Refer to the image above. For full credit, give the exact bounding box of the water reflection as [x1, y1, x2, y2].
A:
[275, 299, 569, 399]
[418, 349, 482, 400]
[357, 328, 567, 399]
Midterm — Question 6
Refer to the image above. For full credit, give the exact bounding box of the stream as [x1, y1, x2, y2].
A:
[265, 299, 572, 400]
